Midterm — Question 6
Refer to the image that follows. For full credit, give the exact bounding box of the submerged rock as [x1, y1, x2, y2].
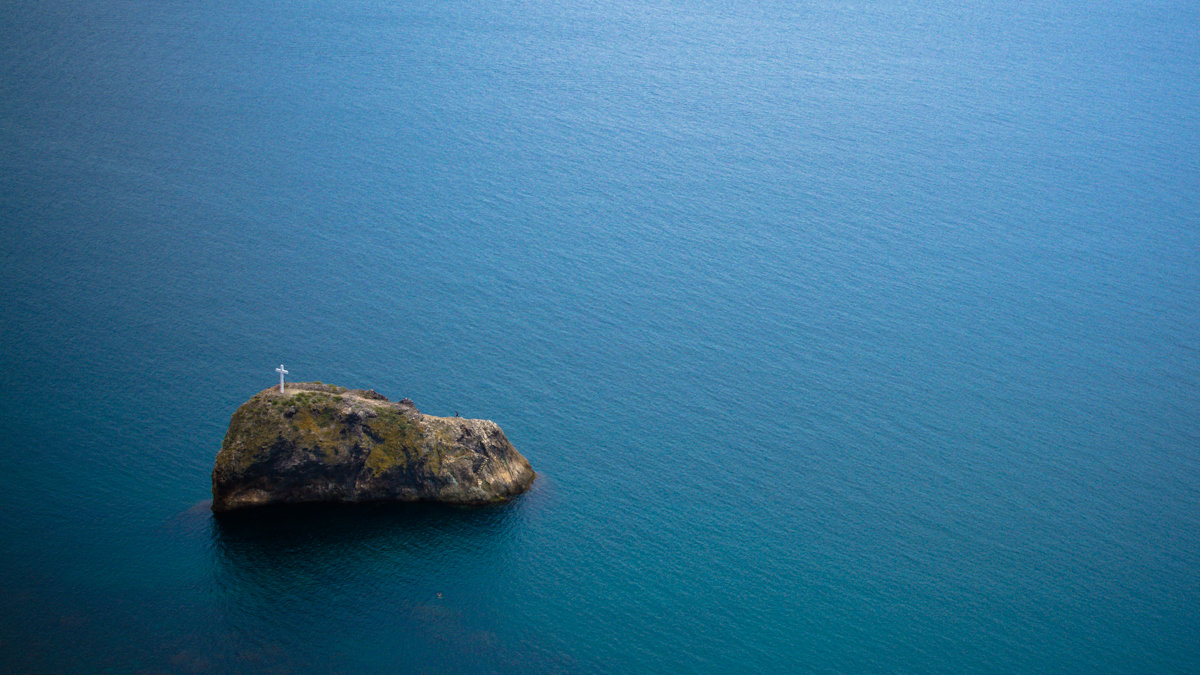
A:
[211, 383, 534, 512]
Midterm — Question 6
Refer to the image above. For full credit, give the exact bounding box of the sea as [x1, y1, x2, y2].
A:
[1, 0, 1198, 671]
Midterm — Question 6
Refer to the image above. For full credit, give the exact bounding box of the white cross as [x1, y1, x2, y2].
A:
[275, 364, 289, 393]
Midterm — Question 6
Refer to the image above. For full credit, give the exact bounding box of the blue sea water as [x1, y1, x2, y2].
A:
[2, 0, 1199, 671]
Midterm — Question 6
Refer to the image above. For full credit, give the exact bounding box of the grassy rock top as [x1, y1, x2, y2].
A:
[211, 383, 535, 512]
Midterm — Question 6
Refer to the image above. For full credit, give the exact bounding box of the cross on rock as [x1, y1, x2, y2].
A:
[275, 364, 289, 393]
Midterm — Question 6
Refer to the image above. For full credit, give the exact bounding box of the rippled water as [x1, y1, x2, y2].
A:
[2, 0, 1198, 671]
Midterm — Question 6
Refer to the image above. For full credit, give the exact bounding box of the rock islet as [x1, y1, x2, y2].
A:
[211, 382, 535, 512]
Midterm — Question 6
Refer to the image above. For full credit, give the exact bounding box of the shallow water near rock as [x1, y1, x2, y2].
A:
[1, 0, 1199, 671]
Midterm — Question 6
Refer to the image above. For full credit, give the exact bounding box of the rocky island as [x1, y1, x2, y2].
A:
[211, 383, 535, 512]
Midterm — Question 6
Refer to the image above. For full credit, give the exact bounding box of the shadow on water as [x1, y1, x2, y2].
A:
[206, 499, 565, 673]
[212, 499, 520, 551]
[209, 499, 525, 603]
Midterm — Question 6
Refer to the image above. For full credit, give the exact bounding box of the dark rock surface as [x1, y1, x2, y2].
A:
[211, 383, 535, 512]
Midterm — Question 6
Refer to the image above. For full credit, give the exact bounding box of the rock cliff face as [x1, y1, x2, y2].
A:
[211, 383, 535, 512]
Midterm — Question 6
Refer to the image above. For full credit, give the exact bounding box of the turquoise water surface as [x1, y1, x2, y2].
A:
[1, 0, 1198, 671]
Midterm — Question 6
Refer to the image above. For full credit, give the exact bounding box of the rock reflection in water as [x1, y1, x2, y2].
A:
[209, 501, 556, 673]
